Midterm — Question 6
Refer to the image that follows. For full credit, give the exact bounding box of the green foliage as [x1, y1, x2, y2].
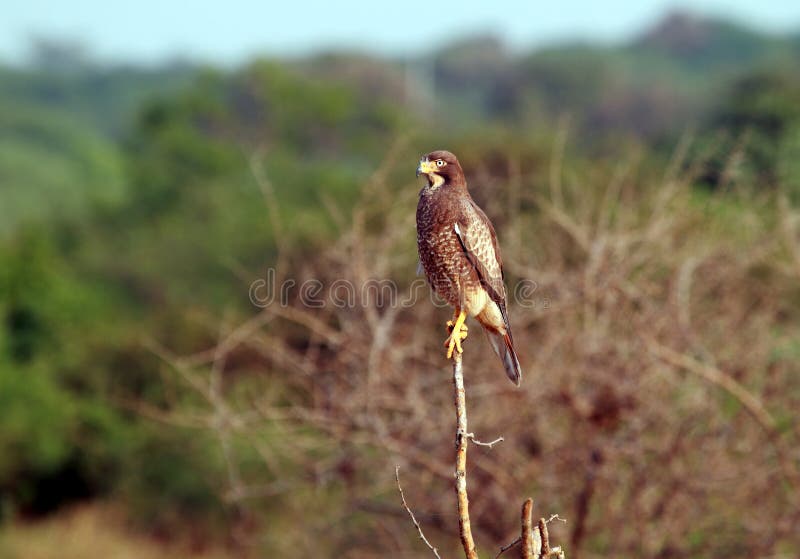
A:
[0, 360, 77, 484]
[0, 49, 417, 529]
[0, 105, 125, 237]
[0, 57, 194, 136]
[696, 72, 800, 190]
[118, 425, 226, 530]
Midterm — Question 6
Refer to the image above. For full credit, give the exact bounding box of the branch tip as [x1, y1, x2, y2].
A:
[395, 465, 442, 559]
[466, 432, 505, 448]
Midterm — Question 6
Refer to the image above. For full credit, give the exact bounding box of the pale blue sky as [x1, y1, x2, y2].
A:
[2, 0, 799, 64]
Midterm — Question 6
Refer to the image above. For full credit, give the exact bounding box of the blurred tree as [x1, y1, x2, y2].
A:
[0, 105, 125, 237]
[697, 72, 800, 189]
[27, 37, 90, 73]
[633, 11, 790, 71]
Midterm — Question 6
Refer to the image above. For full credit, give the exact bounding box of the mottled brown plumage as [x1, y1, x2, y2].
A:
[416, 150, 522, 385]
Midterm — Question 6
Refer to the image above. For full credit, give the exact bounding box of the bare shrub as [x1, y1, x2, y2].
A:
[147, 140, 800, 558]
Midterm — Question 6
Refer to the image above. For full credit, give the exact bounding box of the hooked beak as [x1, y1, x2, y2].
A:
[416, 159, 436, 177]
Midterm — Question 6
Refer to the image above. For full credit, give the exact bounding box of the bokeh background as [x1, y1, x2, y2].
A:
[2, 2, 800, 557]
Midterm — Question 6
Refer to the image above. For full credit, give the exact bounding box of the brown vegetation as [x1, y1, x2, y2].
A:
[146, 141, 800, 557]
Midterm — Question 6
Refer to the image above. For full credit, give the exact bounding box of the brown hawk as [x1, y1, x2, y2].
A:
[416, 150, 522, 385]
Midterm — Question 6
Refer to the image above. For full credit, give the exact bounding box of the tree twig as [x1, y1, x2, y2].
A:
[539, 518, 551, 557]
[496, 537, 521, 558]
[499, 499, 567, 559]
[467, 433, 504, 448]
[395, 466, 442, 559]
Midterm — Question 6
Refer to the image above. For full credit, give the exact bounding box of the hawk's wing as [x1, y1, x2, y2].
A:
[453, 200, 510, 326]
[455, 198, 522, 385]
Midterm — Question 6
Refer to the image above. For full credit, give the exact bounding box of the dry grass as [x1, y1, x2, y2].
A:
[0, 503, 238, 559]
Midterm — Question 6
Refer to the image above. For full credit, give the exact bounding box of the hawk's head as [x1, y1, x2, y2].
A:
[416, 150, 465, 189]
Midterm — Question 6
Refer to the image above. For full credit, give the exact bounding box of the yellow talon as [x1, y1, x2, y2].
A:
[446, 319, 468, 333]
[444, 310, 468, 359]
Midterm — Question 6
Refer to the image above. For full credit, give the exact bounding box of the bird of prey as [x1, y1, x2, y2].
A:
[416, 150, 522, 385]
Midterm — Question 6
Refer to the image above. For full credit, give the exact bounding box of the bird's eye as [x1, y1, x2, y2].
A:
[436, 159, 445, 167]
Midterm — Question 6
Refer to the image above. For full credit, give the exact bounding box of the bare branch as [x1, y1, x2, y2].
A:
[520, 498, 535, 559]
[453, 351, 479, 559]
[395, 466, 442, 559]
[539, 518, 551, 557]
[467, 433, 504, 448]
[496, 537, 521, 558]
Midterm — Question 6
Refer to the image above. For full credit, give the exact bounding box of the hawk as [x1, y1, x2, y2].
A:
[416, 150, 522, 385]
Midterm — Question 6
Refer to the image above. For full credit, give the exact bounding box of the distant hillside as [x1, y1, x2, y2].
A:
[1, 10, 799, 233]
[0, 51, 195, 234]
[633, 11, 798, 69]
[418, 10, 800, 139]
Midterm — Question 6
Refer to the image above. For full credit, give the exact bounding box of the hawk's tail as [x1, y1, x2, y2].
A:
[484, 327, 522, 386]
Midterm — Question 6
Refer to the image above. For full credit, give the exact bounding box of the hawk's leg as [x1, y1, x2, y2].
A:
[444, 309, 468, 359]
[445, 308, 459, 332]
